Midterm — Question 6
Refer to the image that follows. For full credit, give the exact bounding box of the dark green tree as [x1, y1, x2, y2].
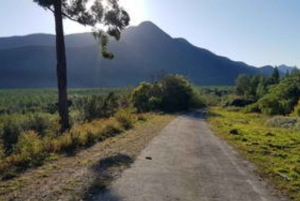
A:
[132, 75, 198, 113]
[258, 73, 300, 115]
[270, 67, 280, 84]
[33, 0, 130, 133]
[235, 74, 261, 100]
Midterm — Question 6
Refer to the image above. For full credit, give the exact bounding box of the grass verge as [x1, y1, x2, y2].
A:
[0, 113, 175, 201]
[208, 107, 300, 200]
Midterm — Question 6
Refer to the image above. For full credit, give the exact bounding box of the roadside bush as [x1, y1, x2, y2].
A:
[0, 113, 59, 154]
[13, 131, 44, 166]
[243, 103, 261, 113]
[198, 87, 235, 106]
[100, 121, 123, 139]
[225, 99, 254, 107]
[1, 117, 22, 154]
[26, 113, 58, 137]
[257, 94, 283, 115]
[115, 107, 136, 130]
[132, 75, 202, 113]
[160, 75, 193, 112]
[257, 75, 300, 115]
[74, 92, 119, 121]
[290, 99, 300, 117]
[0, 144, 5, 161]
[132, 82, 162, 113]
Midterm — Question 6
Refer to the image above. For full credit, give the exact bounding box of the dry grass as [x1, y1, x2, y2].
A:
[0, 113, 175, 201]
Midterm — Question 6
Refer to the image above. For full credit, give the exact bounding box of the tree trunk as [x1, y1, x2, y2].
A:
[54, 0, 70, 133]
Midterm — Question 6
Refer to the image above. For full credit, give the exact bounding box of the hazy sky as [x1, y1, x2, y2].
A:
[0, 0, 300, 67]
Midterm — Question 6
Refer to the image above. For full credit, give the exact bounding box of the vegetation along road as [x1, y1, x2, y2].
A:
[95, 110, 289, 201]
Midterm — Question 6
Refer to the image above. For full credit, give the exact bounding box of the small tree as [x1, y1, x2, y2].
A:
[33, 0, 130, 133]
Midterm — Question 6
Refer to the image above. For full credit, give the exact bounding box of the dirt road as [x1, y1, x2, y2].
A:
[94, 111, 289, 201]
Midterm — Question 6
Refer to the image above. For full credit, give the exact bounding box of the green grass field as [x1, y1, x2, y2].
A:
[208, 107, 300, 200]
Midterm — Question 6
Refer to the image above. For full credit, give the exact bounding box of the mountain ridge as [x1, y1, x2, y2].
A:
[0, 21, 286, 88]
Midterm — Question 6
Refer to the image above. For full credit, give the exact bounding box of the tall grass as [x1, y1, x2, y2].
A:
[0, 88, 136, 179]
[0, 108, 145, 179]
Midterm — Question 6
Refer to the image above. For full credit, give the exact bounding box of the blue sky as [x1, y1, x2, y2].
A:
[0, 0, 300, 67]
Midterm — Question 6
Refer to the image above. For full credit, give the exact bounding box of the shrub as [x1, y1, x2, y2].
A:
[1, 117, 22, 154]
[160, 75, 193, 112]
[132, 82, 162, 113]
[189, 88, 205, 109]
[132, 75, 202, 113]
[258, 94, 283, 115]
[100, 121, 123, 139]
[290, 98, 300, 117]
[74, 93, 119, 121]
[0, 144, 5, 161]
[26, 113, 58, 137]
[244, 103, 261, 113]
[13, 130, 44, 166]
[225, 99, 254, 107]
[115, 107, 136, 130]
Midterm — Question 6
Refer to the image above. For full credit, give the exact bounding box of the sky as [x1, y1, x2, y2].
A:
[0, 0, 300, 67]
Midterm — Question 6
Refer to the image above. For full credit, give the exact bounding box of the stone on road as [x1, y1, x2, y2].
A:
[94, 111, 288, 201]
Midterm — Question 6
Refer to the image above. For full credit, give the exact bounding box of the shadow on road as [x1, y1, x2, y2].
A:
[83, 154, 133, 201]
[181, 110, 207, 120]
[181, 109, 224, 120]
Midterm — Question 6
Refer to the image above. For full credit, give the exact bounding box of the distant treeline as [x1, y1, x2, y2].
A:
[234, 67, 300, 116]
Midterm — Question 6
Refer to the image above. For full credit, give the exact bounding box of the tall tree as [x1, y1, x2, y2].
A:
[270, 66, 280, 84]
[33, 0, 130, 133]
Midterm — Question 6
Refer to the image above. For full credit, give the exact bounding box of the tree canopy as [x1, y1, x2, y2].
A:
[33, 0, 130, 58]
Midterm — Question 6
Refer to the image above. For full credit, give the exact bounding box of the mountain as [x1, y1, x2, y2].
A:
[0, 21, 278, 88]
[258, 65, 275, 76]
[277, 65, 297, 74]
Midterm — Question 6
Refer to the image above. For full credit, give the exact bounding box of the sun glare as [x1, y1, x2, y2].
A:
[119, 0, 147, 26]
[63, 0, 146, 34]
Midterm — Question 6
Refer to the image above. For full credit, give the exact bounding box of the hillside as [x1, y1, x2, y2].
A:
[0, 21, 275, 88]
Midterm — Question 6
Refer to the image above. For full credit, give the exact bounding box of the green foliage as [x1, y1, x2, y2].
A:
[235, 74, 262, 100]
[132, 75, 202, 113]
[290, 99, 300, 117]
[270, 67, 280, 84]
[0, 144, 4, 161]
[0, 88, 147, 178]
[0, 113, 59, 154]
[196, 86, 235, 106]
[235, 69, 300, 116]
[34, 0, 130, 58]
[13, 131, 44, 166]
[74, 92, 119, 121]
[257, 75, 300, 115]
[132, 82, 162, 113]
[160, 75, 194, 112]
[1, 117, 21, 154]
[27, 113, 59, 137]
[243, 103, 261, 113]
